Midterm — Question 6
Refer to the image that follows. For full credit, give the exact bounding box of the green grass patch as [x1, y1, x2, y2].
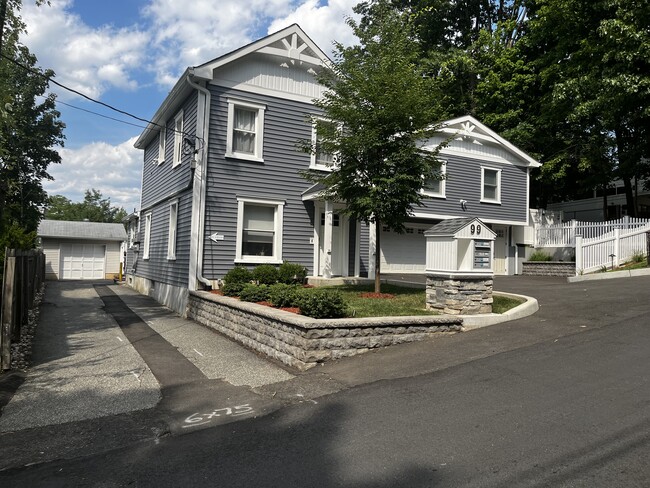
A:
[607, 258, 648, 272]
[328, 284, 525, 317]
[330, 283, 435, 318]
[492, 295, 524, 314]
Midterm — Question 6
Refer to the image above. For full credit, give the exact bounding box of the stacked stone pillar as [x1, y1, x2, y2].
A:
[426, 275, 493, 315]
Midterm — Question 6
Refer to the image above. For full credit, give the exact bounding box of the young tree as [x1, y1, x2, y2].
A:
[306, 2, 445, 292]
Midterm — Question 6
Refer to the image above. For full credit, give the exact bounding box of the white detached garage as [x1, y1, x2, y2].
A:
[38, 220, 127, 280]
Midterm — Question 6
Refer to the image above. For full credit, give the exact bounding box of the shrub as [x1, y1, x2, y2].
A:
[268, 283, 301, 308]
[528, 250, 553, 262]
[239, 284, 270, 302]
[277, 261, 308, 284]
[631, 251, 645, 263]
[253, 264, 279, 285]
[223, 266, 253, 284]
[296, 288, 348, 319]
[221, 281, 247, 297]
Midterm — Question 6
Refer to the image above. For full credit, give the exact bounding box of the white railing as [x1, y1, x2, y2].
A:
[575, 225, 650, 274]
[536, 217, 650, 247]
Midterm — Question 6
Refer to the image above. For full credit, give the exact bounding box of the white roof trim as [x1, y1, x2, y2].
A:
[194, 24, 331, 77]
[435, 115, 541, 168]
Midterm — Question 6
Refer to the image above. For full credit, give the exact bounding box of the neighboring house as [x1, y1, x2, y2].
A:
[546, 178, 650, 221]
[38, 219, 127, 280]
[128, 24, 540, 314]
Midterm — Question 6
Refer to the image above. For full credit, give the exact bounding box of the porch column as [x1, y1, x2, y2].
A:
[322, 201, 334, 278]
[368, 220, 376, 279]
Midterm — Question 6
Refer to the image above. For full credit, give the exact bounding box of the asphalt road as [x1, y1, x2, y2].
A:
[1, 276, 648, 487]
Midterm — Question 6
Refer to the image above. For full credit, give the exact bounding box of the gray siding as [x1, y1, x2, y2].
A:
[348, 220, 356, 276]
[201, 86, 317, 279]
[134, 91, 198, 288]
[416, 155, 529, 223]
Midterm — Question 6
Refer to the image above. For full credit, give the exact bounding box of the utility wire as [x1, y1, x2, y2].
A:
[2, 51, 199, 142]
[50, 98, 149, 130]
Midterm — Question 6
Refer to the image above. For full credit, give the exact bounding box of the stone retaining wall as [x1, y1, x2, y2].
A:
[187, 292, 463, 371]
[522, 261, 575, 277]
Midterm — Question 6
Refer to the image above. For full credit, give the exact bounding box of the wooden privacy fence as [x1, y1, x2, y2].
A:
[536, 217, 650, 247]
[575, 227, 650, 275]
[1, 249, 45, 370]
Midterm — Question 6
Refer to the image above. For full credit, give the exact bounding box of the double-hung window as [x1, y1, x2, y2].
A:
[226, 99, 266, 162]
[172, 111, 184, 168]
[143, 212, 152, 260]
[167, 200, 178, 260]
[310, 119, 336, 170]
[158, 128, 166, 164]
[421, 161, 446, 198]
[235, 198, 284, 264]
[481, 167, 501, 204]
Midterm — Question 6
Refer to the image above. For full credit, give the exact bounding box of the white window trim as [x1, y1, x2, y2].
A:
[310, 117, 337, 171]
[172, 110, 184, 168]
[421, 161, 447, 199]
[235, 197, 284, 264]
[481, 166, 502, 204]
[225, 98, 266, 163]
[143, 212, 152, 260]
[167, 200, 178, 260]
[157, 127, 166, 165]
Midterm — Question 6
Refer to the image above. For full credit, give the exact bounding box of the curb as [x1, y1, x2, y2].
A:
[459, 291, 539, 330]
[567, 267, 650, 283]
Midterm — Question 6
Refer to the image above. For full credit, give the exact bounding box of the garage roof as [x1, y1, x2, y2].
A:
[38, 220, 127, 241]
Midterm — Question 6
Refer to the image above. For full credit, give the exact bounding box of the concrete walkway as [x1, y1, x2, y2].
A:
[0, 281, 292, 434]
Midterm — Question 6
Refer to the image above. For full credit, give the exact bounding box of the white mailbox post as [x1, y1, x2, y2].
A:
[424, 218, 496, 314]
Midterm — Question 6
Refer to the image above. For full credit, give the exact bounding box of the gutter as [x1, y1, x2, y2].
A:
[185, 68, 212, 289]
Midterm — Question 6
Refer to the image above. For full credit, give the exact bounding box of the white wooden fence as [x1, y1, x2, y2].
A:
[575, 226, 650, 274]
[535, 217, 650, 247]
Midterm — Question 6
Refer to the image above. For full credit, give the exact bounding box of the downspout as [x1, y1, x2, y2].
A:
[186, 69, 212, 289]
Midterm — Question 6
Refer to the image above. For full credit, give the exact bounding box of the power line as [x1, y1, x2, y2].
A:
[1, 51, 197, 141]
[49, 98, 149, 130]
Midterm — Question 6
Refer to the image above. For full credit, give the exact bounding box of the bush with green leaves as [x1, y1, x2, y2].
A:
[267, 283, 301, 308]
[223, 265, 253, 284]
[277, 261, 307, 284]
[252, 264, 279, 285]
[221, 281, 246, 297]
[528, 250, 553, 262]
[238, 284, 270, 303]
[296, 288, 348, 319]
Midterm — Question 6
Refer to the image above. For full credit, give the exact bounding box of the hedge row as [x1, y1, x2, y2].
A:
[221, 263, 347, 319]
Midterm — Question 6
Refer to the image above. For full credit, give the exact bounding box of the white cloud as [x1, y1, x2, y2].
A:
[267, 0, 359, 55]
[142, 0, 298, 86]
[44, 137, 142, 212]
[21, 0, 148, 99]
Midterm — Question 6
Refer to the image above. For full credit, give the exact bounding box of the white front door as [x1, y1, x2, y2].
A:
[493, 226, 507, 275]
[319, 212, 346, 276]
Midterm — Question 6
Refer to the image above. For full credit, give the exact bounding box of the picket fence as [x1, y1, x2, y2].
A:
[575, 226, 650, 275]
[535, 217, 650, 247]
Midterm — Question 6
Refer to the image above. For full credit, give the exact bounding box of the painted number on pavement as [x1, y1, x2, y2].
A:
[182, 404, 254, 428]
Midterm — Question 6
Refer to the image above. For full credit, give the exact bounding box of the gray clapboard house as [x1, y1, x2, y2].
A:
[126, 24, 540, 314]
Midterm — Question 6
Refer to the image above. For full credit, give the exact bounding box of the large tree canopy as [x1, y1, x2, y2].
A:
[306, 1, 445, 291]
[0, 0, 64, 239]
[45, 189, 127, 224]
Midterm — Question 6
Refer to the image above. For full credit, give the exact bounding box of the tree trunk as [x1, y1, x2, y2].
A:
[374, 219, 381, 294]
[623, 177, 636, 218]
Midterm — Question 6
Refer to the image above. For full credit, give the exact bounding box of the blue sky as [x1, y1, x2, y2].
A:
[20, 0, 359, 212]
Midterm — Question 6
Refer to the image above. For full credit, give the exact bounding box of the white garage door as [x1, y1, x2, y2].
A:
[380, 225, 430, 273]
[60, 243, 106, 280]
